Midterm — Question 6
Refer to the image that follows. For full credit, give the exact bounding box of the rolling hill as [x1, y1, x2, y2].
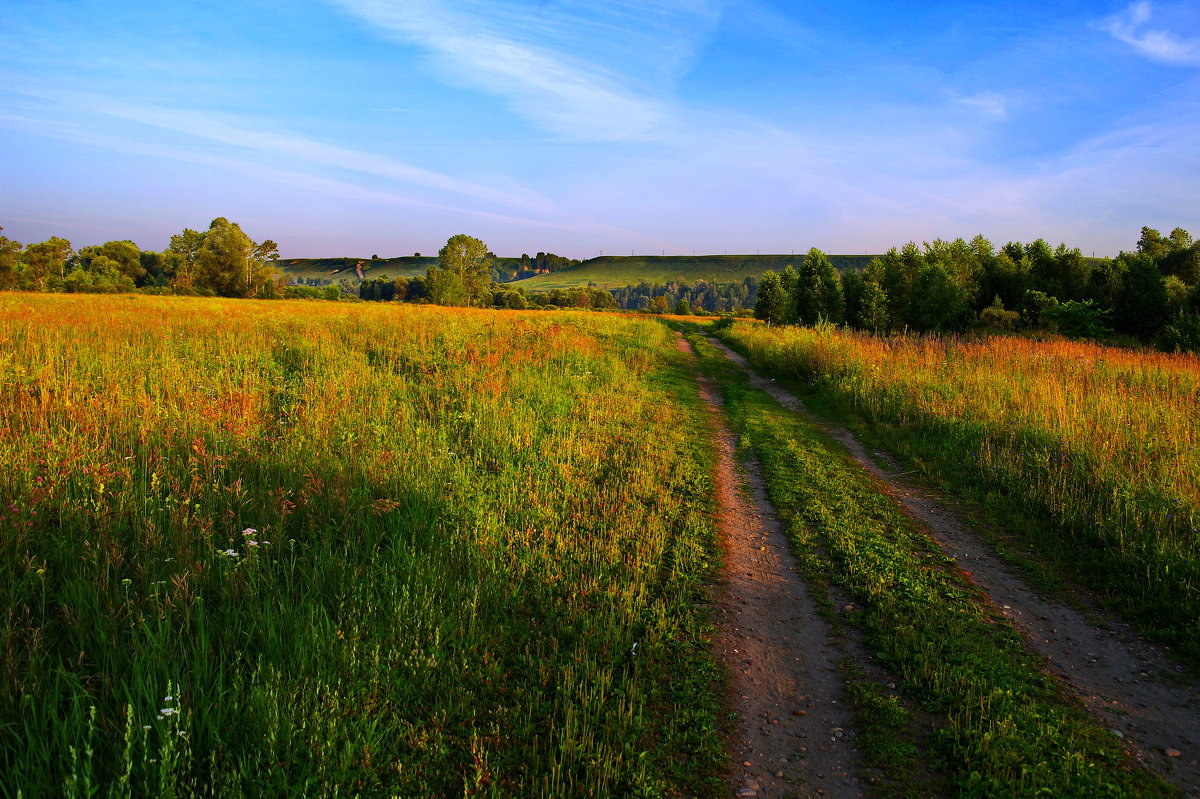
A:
[508, 254, 883, 291]
[273, 253, 884, 290]
[274, 256, 527, 285]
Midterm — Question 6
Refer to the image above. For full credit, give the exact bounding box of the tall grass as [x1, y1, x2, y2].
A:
[0, 294, 722, 796]
[719, 322, 1200, 657]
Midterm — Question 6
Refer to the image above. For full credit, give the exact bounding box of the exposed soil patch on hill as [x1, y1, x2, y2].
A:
[677, 334, 865, 799]
[707, 335, 1200, 798]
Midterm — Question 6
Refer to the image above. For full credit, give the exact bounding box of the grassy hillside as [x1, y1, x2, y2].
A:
[275, 256, 526, 285]
[511, 254, 881, 291]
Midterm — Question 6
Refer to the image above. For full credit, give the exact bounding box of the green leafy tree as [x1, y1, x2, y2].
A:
[881, 242, 924, 326]
[778, 265, 799, 323]
[1114, 253, 1168, 339]
[674, 298, 692, 315]
[753, 270, 787, 326]
[1041, 300, 1112, 339]
[841, 271, 864, 326]
[164, 228, 206, 289]
[859, 279, 890, 332]
[192, 218, 280, 297]
[0, 228, 21, 290]
[425, 266, 468, 306]
[22, 236, 73, 289]
[793, 248, 844, 325]
[430, 234, 491, 307]
[1158, 312, 1200, 353]
[977, 296, 1020, 331]
[1137, 227, 1171, 261]
[74, 240, 146, 285]
[1021, 290, 1059, 327]
[909, 263, 971, 332]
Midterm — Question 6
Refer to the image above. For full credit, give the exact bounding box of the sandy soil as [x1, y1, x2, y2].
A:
[677, 334, 865, 799]
[707, 335, 1200, 798]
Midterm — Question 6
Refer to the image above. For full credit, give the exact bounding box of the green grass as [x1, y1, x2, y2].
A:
[0, 295, 725, 797]
[686, 330, 1174, 799]
[511, 254, 880, 291]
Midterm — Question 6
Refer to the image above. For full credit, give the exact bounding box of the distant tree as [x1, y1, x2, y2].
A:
[793, 248, 844, 325]
[164, 228, 206, 289]
[1159, 241, 1200, 285]
[754, 270, 787, 326]
[841, 271, 865, 326]
[1114, 254, 1169, 339]
[977, 296, 1020, 331]
[74, 240, 146, 285]
[429, 234, 490, 306]
[1021, 290, 1059, 327]
[1168, 227, 1193, 251]
[858, 279, 890, 332]
[1137, 227, 1171, 262]
[1084, 257, 1125, 309]
[393, 276, 410, 301]
[1158, 312, 1200, 354]
[909, 263, 971, 332]
[882, 242, 924, 327]
[778, 265, 799, 323]
[191, 218, 280, 297]
[0, 228, 21, 290]
[674, 298, 691, 315]
[425, 267, 468, 306]
[980, 249, 1030, 313]
[1042, 300, 1112, 339]
[23, 236, 73, 289]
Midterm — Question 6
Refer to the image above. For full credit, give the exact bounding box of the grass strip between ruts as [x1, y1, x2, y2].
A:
[686, 330, 1174, 799]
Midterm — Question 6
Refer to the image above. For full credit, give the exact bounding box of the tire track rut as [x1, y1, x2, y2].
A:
[678, 334, 865, 799]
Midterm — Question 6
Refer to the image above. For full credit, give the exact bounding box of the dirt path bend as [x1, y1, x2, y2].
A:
[678, 334, 865, 799]
[707, 336, 1200, 797]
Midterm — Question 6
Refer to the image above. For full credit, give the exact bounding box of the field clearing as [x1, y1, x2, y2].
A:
[0, 295, 722, 796]
[718, 322, 1200, 658]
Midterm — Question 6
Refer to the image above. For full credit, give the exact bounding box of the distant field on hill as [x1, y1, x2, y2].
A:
[275, 256, 526, 284]
[275, 254, 881, 290]
[511, 254, 881, 291]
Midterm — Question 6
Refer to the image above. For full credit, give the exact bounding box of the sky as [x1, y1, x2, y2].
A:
[1, 0, 1197, 259]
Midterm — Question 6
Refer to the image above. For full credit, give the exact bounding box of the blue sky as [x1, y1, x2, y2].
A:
[1, 0, 1197, 258]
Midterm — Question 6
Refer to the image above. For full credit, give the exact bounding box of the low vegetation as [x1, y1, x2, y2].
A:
[0, 294, 724, 796]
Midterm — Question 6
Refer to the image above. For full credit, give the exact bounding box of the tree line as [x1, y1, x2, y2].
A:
[0, 219, 281, 297]
[753, 229, 1200, 351]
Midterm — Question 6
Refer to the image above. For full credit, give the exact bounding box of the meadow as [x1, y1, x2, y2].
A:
[718, 321, 1200, 659]
[0, 295, 723, 797]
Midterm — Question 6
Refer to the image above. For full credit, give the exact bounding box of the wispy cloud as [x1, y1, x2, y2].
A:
[952, 91, 1008, 120]
[325, 0, 727, 141]
[0, 109, 565, 229]
[13, 86, 557, 213]
[1101, 2, 1200, 66]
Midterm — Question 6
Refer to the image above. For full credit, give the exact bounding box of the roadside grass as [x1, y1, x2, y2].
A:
[717, 322, 1200, 662]
[686, 331, 1174, 799]
[0, 294, 724, 797]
